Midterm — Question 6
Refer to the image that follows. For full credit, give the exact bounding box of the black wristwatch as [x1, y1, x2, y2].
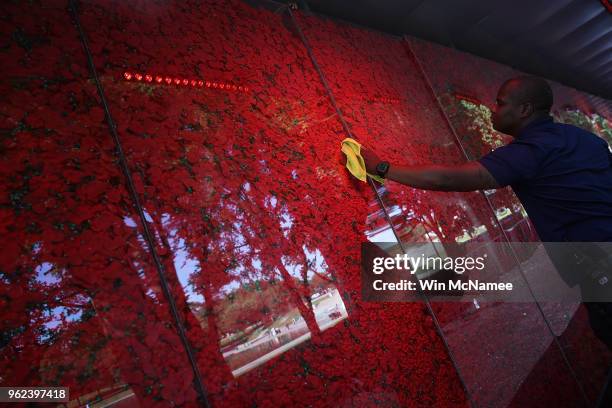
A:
[375, 161, 390, 178]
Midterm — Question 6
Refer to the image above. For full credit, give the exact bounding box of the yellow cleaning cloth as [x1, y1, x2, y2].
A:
[341, 138, 385, 184]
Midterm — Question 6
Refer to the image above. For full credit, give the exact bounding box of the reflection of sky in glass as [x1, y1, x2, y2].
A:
[368, 227, 397, 243]
[279, 206, 293, 237]
[158, 213, 205, 304]
[39, 306, 84, 343]
[386, 204, 403, 218]
[218, 257, 270, 297]
[143, 210, 153, 223]
[281, 256, 301, 280]
[263, 195, 294, 237]
[34, 262, 61, 286]
[281, 246, 332, 282]
[123, 215, 137, 228]
[172, 239, 204, 304]
[302, 246, 329, 281]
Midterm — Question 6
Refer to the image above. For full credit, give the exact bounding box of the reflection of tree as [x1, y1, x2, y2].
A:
[215, 280, 291, 335]
[148, 211, 231, 377]
[439, 95, 510, 159]
[459, 99, 506, 150]
[0, 7, 203, 398]
[0, 159, 201, 405]
[591, 114, 612, 145]
[555, 108, 612, 147]
[555, 109, 595, 133]
[153, 138, 325, 336]
[125, 85, 357, 396]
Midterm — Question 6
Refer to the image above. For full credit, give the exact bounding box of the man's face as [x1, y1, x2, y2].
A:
[491, 82, 523, 136]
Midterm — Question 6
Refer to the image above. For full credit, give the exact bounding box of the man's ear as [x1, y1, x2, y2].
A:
[519, 102, 534, 118]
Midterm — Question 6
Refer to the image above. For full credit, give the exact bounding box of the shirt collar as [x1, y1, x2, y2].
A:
[517, 115, 554, 139]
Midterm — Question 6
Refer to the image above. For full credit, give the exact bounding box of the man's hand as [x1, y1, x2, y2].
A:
[361, 147, 381, 175]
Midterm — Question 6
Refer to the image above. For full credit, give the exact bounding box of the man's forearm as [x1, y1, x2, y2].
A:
[386, 165, 455, 191]
[385, 162, 497, 192]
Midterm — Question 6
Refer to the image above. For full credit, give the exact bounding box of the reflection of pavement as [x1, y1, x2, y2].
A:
[223, 318, 309, 358]
[232, 331, 312, 377]
[224, 319, 313, 377]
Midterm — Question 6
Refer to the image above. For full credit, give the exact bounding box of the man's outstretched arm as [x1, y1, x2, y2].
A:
[385, 162, 499, 192]
[361, 148, 499, 192]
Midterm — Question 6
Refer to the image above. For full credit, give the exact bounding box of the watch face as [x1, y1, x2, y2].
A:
[376, 161, 389, 176]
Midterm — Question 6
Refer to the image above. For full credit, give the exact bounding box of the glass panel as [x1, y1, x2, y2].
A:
[294, 16, 585, 406]
[0, 1, 203, 405]
[79, 0, 468, 406]
[409, 35, 612, 405]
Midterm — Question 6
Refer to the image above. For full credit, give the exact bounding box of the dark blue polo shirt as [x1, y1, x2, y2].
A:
[479, 116, 612, 242]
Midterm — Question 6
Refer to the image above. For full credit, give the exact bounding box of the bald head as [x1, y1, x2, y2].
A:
[492, 76, 554, 137]
[502, 76, 553, 113]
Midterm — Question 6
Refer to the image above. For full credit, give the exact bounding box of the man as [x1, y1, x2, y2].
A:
[362, 76, 612, 348]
